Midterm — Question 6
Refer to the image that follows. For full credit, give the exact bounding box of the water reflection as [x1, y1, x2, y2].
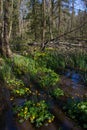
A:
[0, 110, 17, 130]
[5, 110, 17, 130]
[65, 69, 83, 84]
[72, 73, 82, 83]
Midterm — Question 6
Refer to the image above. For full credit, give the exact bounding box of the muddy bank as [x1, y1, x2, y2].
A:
[16, 119, 60, 130]
[0, 81, 17, 130]
[0, 82, 8, 114]
[52, 105, 83, 130]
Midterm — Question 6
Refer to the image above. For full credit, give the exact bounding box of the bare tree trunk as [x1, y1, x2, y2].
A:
[58, 0, 61, 36]
[18, 0, 21, 36]
[0, 0, 3, 55]
[3, 0, 12, 57]
[70, 0, 75, 30]
[49, 0, 53, 39]
[42, 0, 46, 48]
[8, 0, 13, 40]
[32, 0, 37, 41]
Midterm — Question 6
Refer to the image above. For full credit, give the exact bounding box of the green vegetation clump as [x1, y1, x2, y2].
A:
[13, 100, 55, 127]
[67, 53, 87, 71]
[13, 54, 37, 76]
[36, 67, 60, 87]
[77, 101, 87, 112]
[34, 50, 87, 73]
[0, 61, 13, 81]
[0, 54, 60, 89]
[34, 51, 66, 70]
[51, 88, 64, 98]
[12, 54, 60, 87]
[64, 100, 87, 129]
[7, 78, 24, 88]
[12, 87, 31, 97]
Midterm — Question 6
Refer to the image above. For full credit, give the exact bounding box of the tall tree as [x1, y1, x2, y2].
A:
[0, 0, 3, 54]
[70, 0, 75, 30]
[48, 0, 53, 39]
[42, 0, 46, 45]
[2, 0, 13, 57]
[12, 0, 21, 39]
[57, 0, 62, 36]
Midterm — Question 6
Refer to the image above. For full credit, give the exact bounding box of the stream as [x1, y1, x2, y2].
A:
[0, 69, 87, 130]
[60, 69, 87, 100]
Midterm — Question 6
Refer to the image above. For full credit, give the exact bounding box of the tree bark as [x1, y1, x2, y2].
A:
[41, 0, 46, 48]
[49, 0, 53, 39]
[70, 0, 75, 30]
[8, 0, 13, 40]
[0, 0, 3, 55]
[58, 0, 61, 36]
[3, 0, 12, 57]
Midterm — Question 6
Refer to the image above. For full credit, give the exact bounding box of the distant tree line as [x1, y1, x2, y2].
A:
[0, 0, 87, 57]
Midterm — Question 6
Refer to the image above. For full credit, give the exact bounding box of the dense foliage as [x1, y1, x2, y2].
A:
[12, 55, 60, 87]
[34, 50, 87, 72]
[13, 100, 54, 127]
[64, 100, 87, 129]
[51, 88, 64, 98]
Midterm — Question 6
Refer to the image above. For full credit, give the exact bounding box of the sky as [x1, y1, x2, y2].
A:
[20, 0, 87, 18]
[75, 0, 85, 10]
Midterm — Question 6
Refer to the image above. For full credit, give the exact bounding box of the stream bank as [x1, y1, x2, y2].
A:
[0, 69, 87, 130]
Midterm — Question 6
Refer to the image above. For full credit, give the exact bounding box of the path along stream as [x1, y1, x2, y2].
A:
[0, 69, 87, 130]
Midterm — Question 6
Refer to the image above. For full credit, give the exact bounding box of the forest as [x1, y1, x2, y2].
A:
[0, 0, 87, 130]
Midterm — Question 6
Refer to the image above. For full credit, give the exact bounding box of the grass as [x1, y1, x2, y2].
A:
[34, 50, 87, 73]
[0, 60, 13, 81]
[12, 54, 60, 88]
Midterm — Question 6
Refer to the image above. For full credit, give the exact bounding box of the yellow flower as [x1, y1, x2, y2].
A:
[10, 97, 14, 101]
[48, 119, 52, 123]
[30, 118, 34, 122]
[32, 116, 35, 119]
[24, 107, 28, 111]
[16, 90, 19, 93]
[30, 115, 35, 121]
[51, 116, 55, 121]
[37, 103, 40, 106]
[24, 111, 27, 114]
[25, 88, 29, 91]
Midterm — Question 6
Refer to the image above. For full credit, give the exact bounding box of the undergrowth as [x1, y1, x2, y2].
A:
[13, 100, 54, 127]
[12, 54, 60, 87]
[63, 99, 87, 129]
[34, 50, 87, 72]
